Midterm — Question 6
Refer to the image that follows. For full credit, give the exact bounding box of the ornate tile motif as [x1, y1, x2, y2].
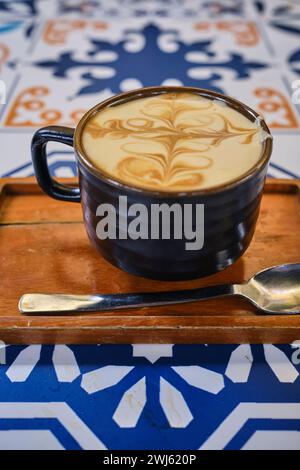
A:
[0, 344, 300, 449]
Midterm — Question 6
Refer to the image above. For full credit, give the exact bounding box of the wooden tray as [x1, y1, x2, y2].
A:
[0, 177, 300, 344]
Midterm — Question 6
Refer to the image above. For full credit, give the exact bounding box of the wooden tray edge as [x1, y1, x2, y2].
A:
[1, 324, 300, 344]
[1, 314, 300, 344]
[1, 176, 300, 194]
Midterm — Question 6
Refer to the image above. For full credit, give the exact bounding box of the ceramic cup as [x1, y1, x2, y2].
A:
[31, 86, 272, 280]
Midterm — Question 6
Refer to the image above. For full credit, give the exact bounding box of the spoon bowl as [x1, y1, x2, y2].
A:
[237, 263, 300, 314]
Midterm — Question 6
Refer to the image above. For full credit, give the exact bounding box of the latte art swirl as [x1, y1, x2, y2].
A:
[82, 92, 263, 191]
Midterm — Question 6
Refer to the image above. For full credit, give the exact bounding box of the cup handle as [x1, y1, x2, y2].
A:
[31, 125, 81, 202]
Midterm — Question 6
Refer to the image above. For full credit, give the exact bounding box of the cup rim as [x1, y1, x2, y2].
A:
[74, 86, 273, 197]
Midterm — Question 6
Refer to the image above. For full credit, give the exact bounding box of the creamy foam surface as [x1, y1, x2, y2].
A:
[81, 92, 265, 191]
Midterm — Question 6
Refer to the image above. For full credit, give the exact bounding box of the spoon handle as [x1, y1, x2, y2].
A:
[19, 284, 236, 314]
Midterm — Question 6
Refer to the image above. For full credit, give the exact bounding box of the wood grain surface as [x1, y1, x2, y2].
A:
[0, 177, 299, 343]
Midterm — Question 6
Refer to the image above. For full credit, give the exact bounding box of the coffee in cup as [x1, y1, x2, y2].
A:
[82, 92, 263, 192]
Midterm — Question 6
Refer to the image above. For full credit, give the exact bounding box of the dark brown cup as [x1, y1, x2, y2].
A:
[31, 86, 272, 281]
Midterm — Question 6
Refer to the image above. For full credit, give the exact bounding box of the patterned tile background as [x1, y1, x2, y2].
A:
[0, 0, 299, 450]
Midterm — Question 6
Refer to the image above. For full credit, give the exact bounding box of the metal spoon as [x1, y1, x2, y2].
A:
[19, 263, 300, 315]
